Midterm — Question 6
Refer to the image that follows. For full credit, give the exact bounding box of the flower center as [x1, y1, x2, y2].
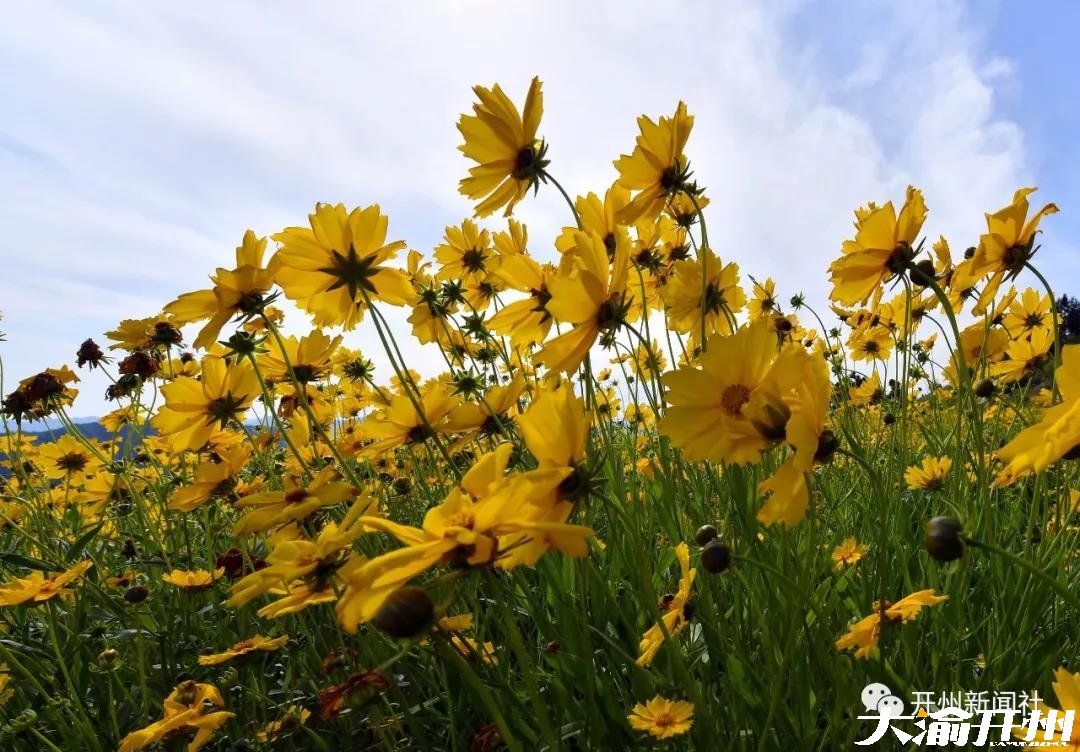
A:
[720, 384, 751, 416]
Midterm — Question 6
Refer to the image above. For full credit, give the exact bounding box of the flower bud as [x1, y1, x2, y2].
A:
[99, 648, 118, 664]
[701, 540, 731, 574]
[123, 585, 149, 604]
[924, 516, 965, 562]
[694, 524, 718, 546]
[371, 586, 434, 639]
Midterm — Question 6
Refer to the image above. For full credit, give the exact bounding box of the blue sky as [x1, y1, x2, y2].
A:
[1, 1, 1077, 418]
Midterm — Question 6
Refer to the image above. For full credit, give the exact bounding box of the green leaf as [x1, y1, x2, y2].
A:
[0, 552, 61, 571]
[64, 522, 104, 563]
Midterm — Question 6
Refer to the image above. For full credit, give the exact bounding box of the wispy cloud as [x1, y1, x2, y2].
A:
[0, 0, 1042, 415]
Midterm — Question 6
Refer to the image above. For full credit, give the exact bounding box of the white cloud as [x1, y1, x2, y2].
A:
[0, 0, 1034, 416]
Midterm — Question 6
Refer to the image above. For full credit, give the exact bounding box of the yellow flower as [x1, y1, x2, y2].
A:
[627, 696, 695, 739]
[848, 326, 894, 363]
[996, 345, 1080, 485]
[233, 466, 358, 535]
[637, 543, 696, 667]
[227, 500, 369, 615]
[831, 537, 868, 570]
[119, 680, 233, 752]
[535, 229, 635, 375]
[1012, 667, 1080, 749]
[828, 186, 927, 306]
[661, 248, 746, 348]
[197, 634, 289, 666]
[434, 219, 495, 284]
[836, 589, 948, 659]
[1002, 287, 1052, 338]
[165, 230, 274, 350]
[990, 327, 1054, 384]
[487, 254, 556, 347]
[257, 329, 342, 385]
[953, 187, 1058, 315]
[0, 560, 94, 607]
[162, 568, 225, 591]
[660, 321, 786, 464]
[152, 354, 259, 453]
[614, 101, 695, 224]
[748, 277, 779, 319]
[36, 433, 103, 481]
[270, 203, 414, 330]
[356, 380, 460, 458]
[257, 706, 310, 743]
[904, 456, 952, 491]
[457, 76, 546, 218]
[442, 376, 525, 437]
[847, 373, 882, 406]
[336, 444, 591, 632]
[757, 348, 833, 526]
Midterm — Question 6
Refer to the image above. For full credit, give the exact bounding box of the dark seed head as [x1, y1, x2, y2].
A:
[974, 379, 996, 399]
[701, 540, 732, 574]
[123, 585, 150, 604]
[371, 586, 435, 639]
[924, 516, 965, 562]
[694, 524, 718, 547]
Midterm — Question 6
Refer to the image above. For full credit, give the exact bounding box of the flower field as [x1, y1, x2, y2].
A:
[0, 77, 1078, 750]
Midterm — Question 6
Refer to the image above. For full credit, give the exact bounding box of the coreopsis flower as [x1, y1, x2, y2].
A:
[828, 186, 928, 306]
[442, 375, 525, 438]
[336, 444, 592, 632]
[554, 184, 631, 264]
[153, 354, 259, 452]
[1002, 288, 1052, 338]
[165, 230, 275, 350]
[661, 248, 746, 347]
[1012, 668, 1080, 749]
[434, 220, 495, 285]
[614, 101, 695, 224]
[666, 191, 709, 228]
[457, 76, 546, 218]
[233, 466, 358, 535]
[996, 345, 1080, 485]
[847, 373, 882, 406]
[516, 382, 588, 489]
[835, 589, 948, 659]
[991, 327, 1054, 384]
[637, 542, 696, 666]
[627, 696, 695, 739]
[197, 634, 289, 666]
[356, 380, 460, 458]
[953, 187, 1058, 315]
[536, 229, 633, 375]
[260, 331, 340, 388]
[119, 680, 233, 752]
[0, 560, 93, 607]
[318, 669, 390, 720]
[257, 706, 311, 743]
[168, 444, 253, 512]
[748, 277, 779, 319]
[487, 254, 556, 347]
[660, 320, 788, 464]
[4, 366, 80, 423]
[106, 314, 183, 352]
[848, 325, 894, 363]
[757, 347, 833, 526]
[162, 568, 225, 591]
[271, 203, 414, 330]
[36, 433, 103, 481]
[832, 537, 868, 570]
[227, 500, 369, 616]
